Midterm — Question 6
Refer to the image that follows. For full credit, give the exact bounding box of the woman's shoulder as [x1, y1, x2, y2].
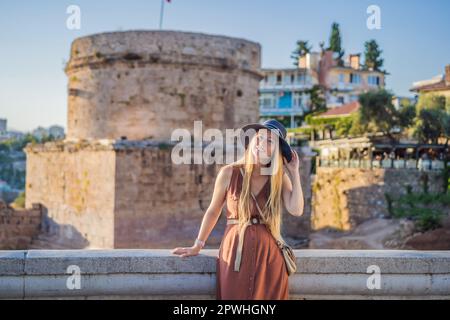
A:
[218, 162, 240, 177]
[217, 162, 242, 186]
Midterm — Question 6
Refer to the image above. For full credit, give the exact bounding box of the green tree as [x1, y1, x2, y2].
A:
[348, 112, 367, 137]
[416, 93, 446, 113]
[327, 22, 345, 63]
[398, 103, 416, 129]
[413, 109, 443, 144]
[13, 191, 26, 208]
[413, 93, 449, 144]
[357, 89, 399, 140]
[363, 39, 384, 71]
[305, 85, 326, 113]
[335, 116, 355, 137]
[0, 143, 9, 152]
[441, 112, 450, 145]
[291, 40, 312, 66]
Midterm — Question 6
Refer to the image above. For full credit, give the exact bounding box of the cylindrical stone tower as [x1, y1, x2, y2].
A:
[65, 30, 262, 141]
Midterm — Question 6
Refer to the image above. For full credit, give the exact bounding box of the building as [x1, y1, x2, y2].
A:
[0, 130, 25, 142]
[318, 51, 386, 108]
[259, 51, 386, 127]
[259, 66, 318, 128]
[48, 125, 65, 139]
[31, 126, 48, 140]
[313, 100, 360, 119]
[410, 64, 450, 103]
[31, 125, 65, 140]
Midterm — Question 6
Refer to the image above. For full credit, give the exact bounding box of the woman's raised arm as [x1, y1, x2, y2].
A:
[281, 150, 305, 217]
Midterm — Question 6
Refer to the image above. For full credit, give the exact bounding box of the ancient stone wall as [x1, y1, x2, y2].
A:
[0, 201, 42, 249]
[312, 167, 446, 231]
[112, 142, 222, 248]
[281, 146, 313, 247]
[24, 140, 117, 248]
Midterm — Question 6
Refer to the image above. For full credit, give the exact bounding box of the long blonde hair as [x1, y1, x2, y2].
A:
[236, 133, 287, 245]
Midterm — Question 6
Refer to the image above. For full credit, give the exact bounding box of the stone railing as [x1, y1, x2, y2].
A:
[1, 249, 449, 299]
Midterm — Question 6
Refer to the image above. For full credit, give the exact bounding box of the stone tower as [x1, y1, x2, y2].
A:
[65, 30, 262, 140]
[24, 30, 262, 249]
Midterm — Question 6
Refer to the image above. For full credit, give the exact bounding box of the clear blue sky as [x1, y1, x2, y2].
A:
[1, 0, 449, 132]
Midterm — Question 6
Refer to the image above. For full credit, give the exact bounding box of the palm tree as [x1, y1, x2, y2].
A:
[291, 40, 312, 66]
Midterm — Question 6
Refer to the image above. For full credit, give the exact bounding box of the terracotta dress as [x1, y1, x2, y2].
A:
[216, 164, 289, 300]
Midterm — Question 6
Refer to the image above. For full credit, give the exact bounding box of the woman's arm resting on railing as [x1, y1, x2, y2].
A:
[172, 165, 233, 257]
[282, 150, 304, 217]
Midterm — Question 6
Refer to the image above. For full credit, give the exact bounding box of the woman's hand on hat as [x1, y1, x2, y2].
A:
[172, 245, 201, 258]
[283, 149, 299, 174]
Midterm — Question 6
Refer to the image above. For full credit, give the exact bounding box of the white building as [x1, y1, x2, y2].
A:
[48, 125, 65, 139]
[31, 125, 65, 140]
[259, 65, 319, 128]
[259, 51, 387, 127]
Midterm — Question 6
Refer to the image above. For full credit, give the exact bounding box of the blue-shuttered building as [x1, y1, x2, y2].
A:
[259, 68, 318, 128]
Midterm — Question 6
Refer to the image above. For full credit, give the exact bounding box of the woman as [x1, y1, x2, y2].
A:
[172, 119, 304, 300]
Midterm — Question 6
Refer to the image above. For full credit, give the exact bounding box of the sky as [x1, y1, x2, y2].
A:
[1, 0, 449, 132]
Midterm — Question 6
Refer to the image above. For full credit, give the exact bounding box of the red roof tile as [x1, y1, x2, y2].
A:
[317, 101, 360, 117]
[410, 80, 450, 92]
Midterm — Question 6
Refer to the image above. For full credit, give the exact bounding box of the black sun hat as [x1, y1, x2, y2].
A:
[239, 119, 293, 163]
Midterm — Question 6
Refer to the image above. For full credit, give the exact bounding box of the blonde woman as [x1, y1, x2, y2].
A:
[172, 119, 304, 300]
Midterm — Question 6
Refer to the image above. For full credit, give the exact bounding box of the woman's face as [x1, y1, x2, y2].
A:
[251, 129, 277, 164]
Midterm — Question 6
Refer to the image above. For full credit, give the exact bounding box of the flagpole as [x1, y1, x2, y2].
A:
[159, 0, 165, 29]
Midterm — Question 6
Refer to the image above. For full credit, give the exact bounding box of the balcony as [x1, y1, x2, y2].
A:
[259, 83, 314, 92]
[1, 249, 449, 299]
[260, 106, 306, 117]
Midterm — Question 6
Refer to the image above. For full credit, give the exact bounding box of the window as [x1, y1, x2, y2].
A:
[293, 92, 303, 107]
[259, 94, 275, 109]
[337, 96, 345, 104]
[266, 74, 276, 85]
[284, 74, 291, 85]
[297, 73, 306, 84]
[368, 75, 380, 86]
[350, 73, 361, 84]
[276, 73, 282, 85]
[339, 73, 345, 83]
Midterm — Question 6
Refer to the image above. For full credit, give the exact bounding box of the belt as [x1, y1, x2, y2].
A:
[226, 216, 264, 272]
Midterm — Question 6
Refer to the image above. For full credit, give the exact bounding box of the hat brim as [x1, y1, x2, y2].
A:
[239, 123, 293, 163]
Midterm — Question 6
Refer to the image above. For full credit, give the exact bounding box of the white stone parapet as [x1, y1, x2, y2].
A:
[1, 249, 449, 299]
